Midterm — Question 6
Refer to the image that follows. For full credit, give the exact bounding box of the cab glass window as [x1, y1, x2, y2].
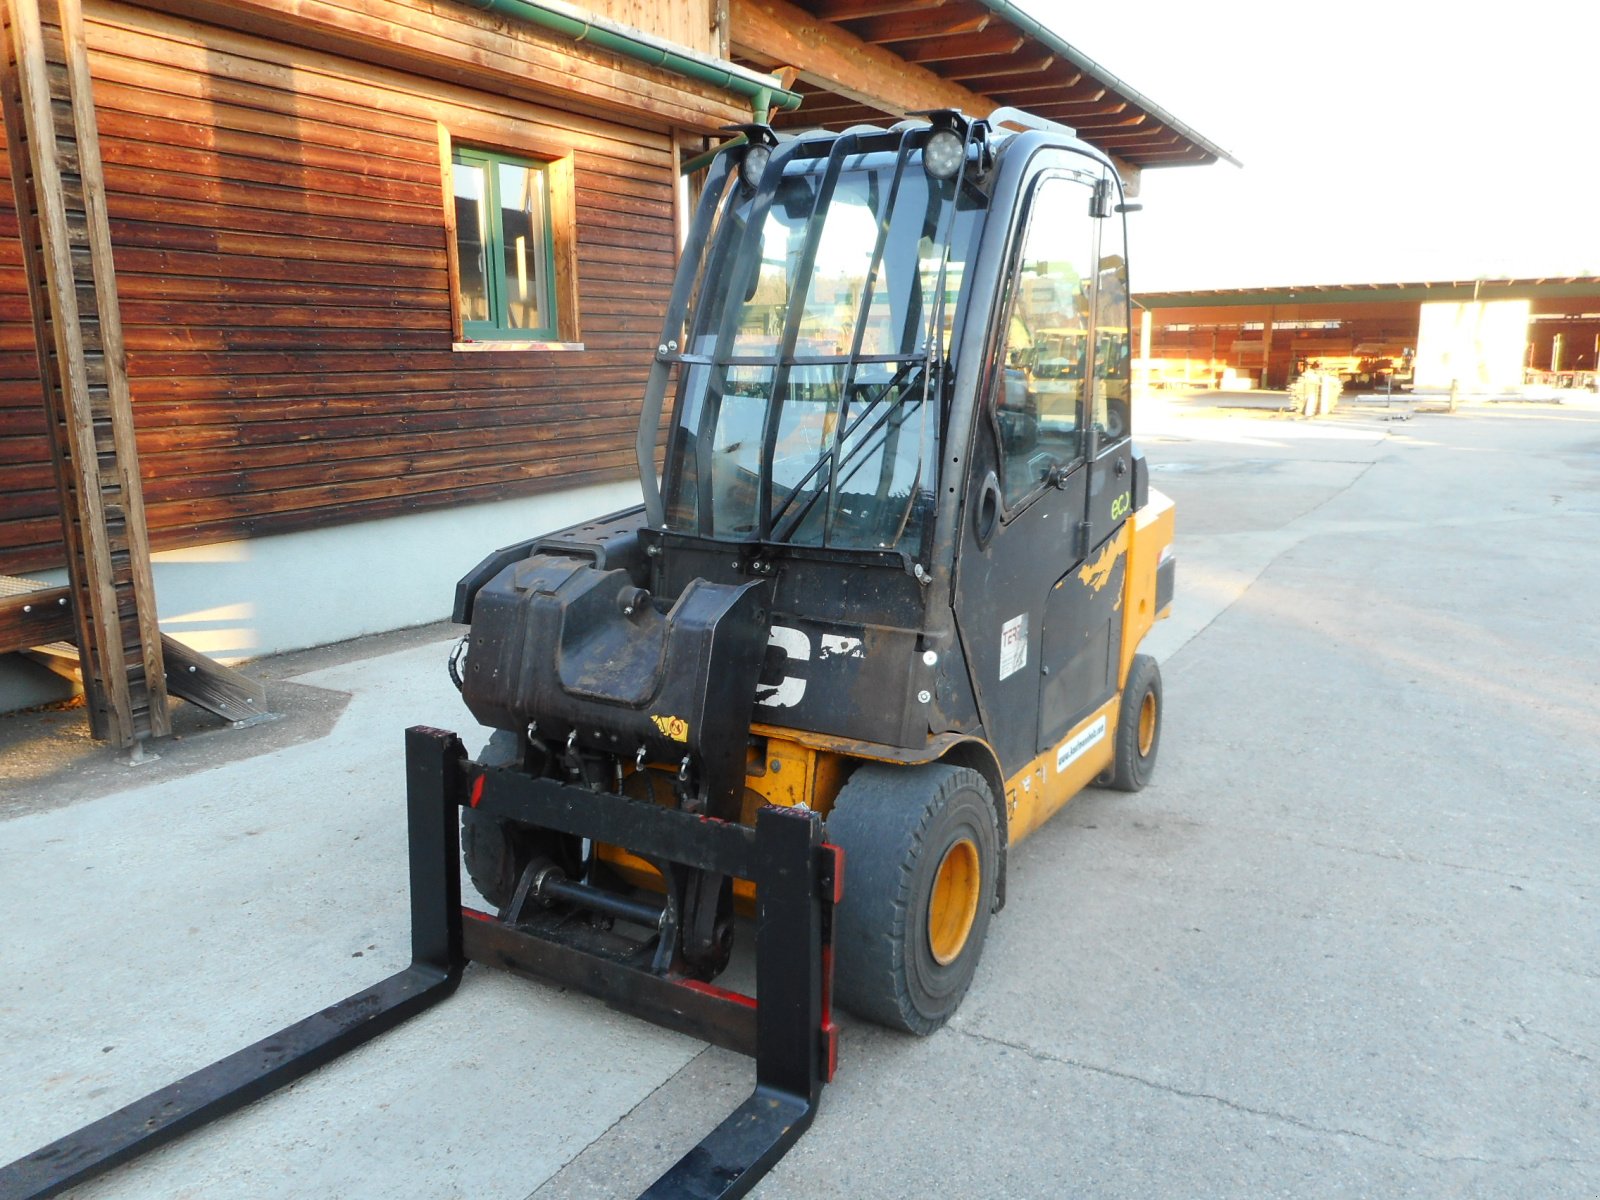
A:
[992, 174, 1096, 507]
[1092, 175, 1132, 442]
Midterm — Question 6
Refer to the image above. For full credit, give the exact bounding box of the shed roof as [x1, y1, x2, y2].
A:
[1138, 278, 1600, 308]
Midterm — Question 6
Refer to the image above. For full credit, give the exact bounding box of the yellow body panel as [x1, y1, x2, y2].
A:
[1003, 695, 1119, 844]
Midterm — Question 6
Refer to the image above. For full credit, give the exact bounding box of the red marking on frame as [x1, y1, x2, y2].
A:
[469, 776, 485, 809]
[822, 843, 845, 904]
[678, 978, 759, 1010]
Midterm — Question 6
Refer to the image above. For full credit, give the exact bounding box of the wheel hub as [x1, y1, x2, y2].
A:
[1138, 690, 1158, 757]
[928, 837, 981, 966]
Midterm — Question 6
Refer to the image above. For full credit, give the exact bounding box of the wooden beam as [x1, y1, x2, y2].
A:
[842, 9, 991, 46]
[20, 633, 271, 724]
[778, 101, 890, 123]
[1090, 129, 1182, 150]
[943, 55, 1058, 82]
[161, 635, 268, 725]
[1065, 112, 1150, 131]
[989, 79, 1097, 101]
[1007, 96, 1120, 116]
[0, 576, 72, 652]
[810, 0, 943, 19]
[897, 28, 1025, 65]
[731, 0, 995, 121]
[774, 103, 894, 130]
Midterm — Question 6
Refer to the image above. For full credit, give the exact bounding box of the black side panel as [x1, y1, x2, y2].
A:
[453, 506, 648, 624]
[1037, 537, 1125, 750]
[1156, 552, 1176, 613]
[652, 531, 948, 749]
[954, 469, 1087, 775]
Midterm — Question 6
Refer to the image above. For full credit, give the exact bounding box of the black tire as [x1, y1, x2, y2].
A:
[826, 763, 999, 1035]
[1103, 653, 1162, 792]
[461, 730, 532, 909]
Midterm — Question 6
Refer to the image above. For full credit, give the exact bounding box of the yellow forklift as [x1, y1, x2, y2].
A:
[4, 109, 1174, 1200]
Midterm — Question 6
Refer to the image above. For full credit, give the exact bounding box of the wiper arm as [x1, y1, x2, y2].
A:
[769, 361, 924, 543]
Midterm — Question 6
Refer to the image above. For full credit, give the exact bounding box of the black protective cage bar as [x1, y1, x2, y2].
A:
[1, 726, 840, 1200]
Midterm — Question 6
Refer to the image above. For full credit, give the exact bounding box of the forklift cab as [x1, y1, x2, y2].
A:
[644, 112, 1151, 795]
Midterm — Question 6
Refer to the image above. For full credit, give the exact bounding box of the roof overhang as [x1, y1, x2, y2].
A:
[729, 0, 1238, 184]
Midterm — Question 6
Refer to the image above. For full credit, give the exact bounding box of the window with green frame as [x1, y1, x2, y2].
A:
[451, 147, 558, 340]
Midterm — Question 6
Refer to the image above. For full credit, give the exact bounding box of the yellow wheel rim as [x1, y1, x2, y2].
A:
[1138, 689, 1158, 757]
[928, 837, 981, 966]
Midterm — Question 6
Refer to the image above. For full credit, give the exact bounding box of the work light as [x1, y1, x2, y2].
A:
[741, 143, 772, 189]
[923, 128, 965, 179]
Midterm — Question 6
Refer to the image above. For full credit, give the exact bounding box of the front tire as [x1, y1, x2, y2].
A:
[461, 730, 530, 909]
[460, 730, 580, 911]
[827, 763, 999, 1035]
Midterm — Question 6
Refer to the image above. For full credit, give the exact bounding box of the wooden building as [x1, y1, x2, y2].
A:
[0, 0, 1232, 739]
[1138, 278, 1600, 391]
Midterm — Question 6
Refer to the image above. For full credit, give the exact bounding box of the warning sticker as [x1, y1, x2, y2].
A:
[999, 614, 1028, 680]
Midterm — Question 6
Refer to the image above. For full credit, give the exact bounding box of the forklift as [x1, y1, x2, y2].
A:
[2, 108, 1174, 1200]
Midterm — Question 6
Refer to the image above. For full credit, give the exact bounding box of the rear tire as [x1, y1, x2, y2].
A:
[1103, 654, 1162, 792]
[827, 763, 998, 1035]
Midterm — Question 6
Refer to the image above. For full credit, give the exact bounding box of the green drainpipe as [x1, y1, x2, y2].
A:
[464, 0, 801, 121]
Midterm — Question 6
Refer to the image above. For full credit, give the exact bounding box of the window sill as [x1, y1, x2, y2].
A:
[452, 339, 585, 352]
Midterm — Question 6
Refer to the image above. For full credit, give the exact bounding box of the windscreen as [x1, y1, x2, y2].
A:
[663, 140, 981, 550]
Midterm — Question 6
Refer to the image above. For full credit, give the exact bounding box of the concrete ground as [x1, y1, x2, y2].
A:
[2, 396, 1597, 1198]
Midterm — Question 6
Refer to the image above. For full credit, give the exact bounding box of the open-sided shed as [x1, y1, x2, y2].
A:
[1138, 278, 1600, 391]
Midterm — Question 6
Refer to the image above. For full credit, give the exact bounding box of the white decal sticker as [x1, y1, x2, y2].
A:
[819, 634, 864, 659]
[998, 614, 1028, 681]
[756, 626, 810, 708]
[1056, 716, 1107, 773]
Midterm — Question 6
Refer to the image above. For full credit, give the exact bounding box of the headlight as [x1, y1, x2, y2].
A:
[740, 143, 772, 189]
[923, 128, 965, 180]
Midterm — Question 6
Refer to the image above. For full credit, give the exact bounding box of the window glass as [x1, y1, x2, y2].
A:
[993, 175, 1096, 507]
[1093, 179, 1132, 441]
[663, 150, 981, 549]
[451, 147, 556, 339]
[725, 167, 957, 363]
[497, 160, 550, 332]
[453, 160, 491, 324]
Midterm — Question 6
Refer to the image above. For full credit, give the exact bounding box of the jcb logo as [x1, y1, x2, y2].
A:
[756, 626, 811, 708]
[755, 625, 866, 709]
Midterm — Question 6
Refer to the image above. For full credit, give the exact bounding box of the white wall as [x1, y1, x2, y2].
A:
[1414, 299, 1531, 393]
[0, 479, 642, 711]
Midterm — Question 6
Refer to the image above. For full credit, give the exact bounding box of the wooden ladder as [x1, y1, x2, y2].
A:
[0, 0, 275, 749]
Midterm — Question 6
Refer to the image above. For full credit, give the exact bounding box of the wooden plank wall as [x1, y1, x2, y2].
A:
[0, 102, 55, 568]
[0, 0, 719, 576]
[586, 0, 716, 57]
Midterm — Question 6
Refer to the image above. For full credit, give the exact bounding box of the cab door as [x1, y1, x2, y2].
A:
[954, 157, 1134, 778]
[1038, 164, 1137, 755]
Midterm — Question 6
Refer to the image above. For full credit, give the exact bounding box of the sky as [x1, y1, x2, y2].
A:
[1018, 0, 1600, 293]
